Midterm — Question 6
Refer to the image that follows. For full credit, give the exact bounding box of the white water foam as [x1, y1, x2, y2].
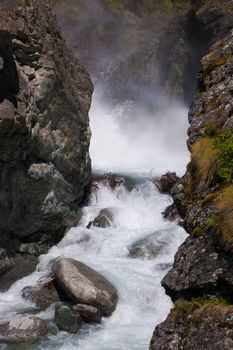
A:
[0, 89, 188, 350]
[90, 90, 189, 176]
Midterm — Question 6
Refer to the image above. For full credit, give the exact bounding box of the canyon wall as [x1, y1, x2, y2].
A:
[150, 26, 233, 350]
[0, 0, 93, 288]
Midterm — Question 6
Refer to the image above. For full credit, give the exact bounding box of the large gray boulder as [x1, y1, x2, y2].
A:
[0, 316, 47, 343]
[52, 258, 118, 316]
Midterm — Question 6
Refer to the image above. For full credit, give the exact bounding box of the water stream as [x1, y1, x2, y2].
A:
[0, 92, 188, 350]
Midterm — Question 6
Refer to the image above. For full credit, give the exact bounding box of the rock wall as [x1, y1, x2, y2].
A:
[150, 28, 233, 350]
[53, 0, 233, 104]
[0, 0, 93, 288]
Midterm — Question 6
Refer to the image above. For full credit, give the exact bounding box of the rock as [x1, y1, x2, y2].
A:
[0, 0, 92, 259]
[149, 28, 233, 350]
[150, 304, 233, 350]
[162, 234, 233, 302]
[53, 0, 233, 104]
[54, 303, 82, 333]
[72, 304, 102, 323]
[128, 232, 167, 260]
[22, 282, 61, 311]
[52, 258, 118, 316]
[162, 204, 179, 222]
[152, 172, 179, 194]
[87, 209, 114, 229]
[0, 248, 14, 275]
[0, 316, 47, 343]
[0, 254, 38, 291]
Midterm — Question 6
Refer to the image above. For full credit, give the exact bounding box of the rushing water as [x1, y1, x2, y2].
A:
[0, 92, 188, 350]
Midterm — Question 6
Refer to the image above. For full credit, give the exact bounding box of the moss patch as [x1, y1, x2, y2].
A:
[175, 296, 230, 314]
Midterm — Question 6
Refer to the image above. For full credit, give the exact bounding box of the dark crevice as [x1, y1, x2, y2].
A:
[0, 30, 19, 108]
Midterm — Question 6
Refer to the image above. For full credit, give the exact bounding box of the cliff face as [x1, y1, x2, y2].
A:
[150, 29, 233, 350]
[0, 0, 93, 287]
[53, 0, 233, 104]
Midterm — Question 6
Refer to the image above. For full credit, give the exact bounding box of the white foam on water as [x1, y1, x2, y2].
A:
[0, 89, 188, 350]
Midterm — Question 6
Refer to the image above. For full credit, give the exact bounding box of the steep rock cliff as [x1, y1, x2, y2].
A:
[150, 29, 233, 350]
[0, 0, 93, 287]
[53, 0, 233, 104]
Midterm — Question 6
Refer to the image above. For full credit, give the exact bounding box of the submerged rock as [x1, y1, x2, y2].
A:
[0, 316, 47, 343]
[87, 209, 114, 229]
[52, 258, 118, 316]
[73, 304, 102, 323]
[129, 232, 167, 260]
[54, 303, 82, 333]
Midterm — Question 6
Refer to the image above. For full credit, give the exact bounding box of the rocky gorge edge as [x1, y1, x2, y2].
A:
[0, 0, 93, 289]
[150, 29, 233, 350]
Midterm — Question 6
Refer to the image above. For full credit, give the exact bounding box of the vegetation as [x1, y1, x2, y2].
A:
[204, 53, 230, 75]
[175, 296, 230, 313]
[206, 213, 219, 229]
[215, 185, 233, 251]
[191, 137, 219, 183]
[215, 130, 233, 183]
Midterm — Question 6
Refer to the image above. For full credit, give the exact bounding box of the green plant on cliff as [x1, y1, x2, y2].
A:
[22, 0, 31, 6]
[175, 296, 230, 313]
[215, 185, 233, 251]
[215, 129, 233, 183]
[206, 213, 219, 229]
[191, 137, 220, 183]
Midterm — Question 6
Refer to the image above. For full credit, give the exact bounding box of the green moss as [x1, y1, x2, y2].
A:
[22, 0, 31, 6]
[175, 296, 230, 313]
[205, 53, 230, 74]
[215, 129, 233, 183]
[205, 213, 219, 229]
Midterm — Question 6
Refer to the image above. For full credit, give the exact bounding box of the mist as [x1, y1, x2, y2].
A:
[90, 86, 189, 176]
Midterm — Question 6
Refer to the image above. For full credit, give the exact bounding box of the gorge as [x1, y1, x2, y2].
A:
[0, 0, 233, 349]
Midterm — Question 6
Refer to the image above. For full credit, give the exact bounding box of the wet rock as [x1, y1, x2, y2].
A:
[162, 234, 233, 302]
[22, 278, 61, 311]
[0, 254, 38, 291]
[87, 209, 114, 229]
[129, 232, 166, 260]
[162, 204, 179, 222]
[150, 304, 233, 350]
[152, 172, 179, 194]
[54, 303, 82, 333]
[0, 316, 47, 343]
[72, 304, 102, 323]
[0, 248, 14, 275]
[52, 258, 118, 316]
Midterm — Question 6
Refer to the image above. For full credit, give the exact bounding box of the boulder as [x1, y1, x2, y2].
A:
[0, 316, 47, 343]
[52, 258, 118, 316]
[87, 209, 114, 229]
[54, 303, 82, 333]
[73, 304, 102, 323]
[152, 172, 179, 194]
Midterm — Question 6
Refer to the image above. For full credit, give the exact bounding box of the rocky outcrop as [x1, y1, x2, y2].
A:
[0, 316, 47, 343]
[0, 0, 93, 287]
[150, 28, 233, 350]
